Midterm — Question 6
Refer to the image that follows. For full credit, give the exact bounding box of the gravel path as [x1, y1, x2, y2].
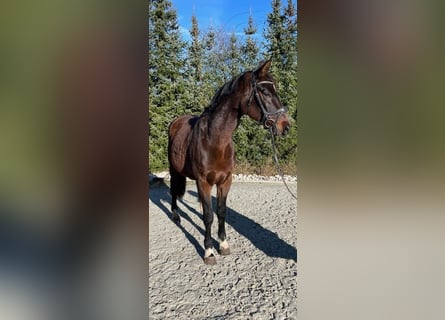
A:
[149, 179, 297, 319]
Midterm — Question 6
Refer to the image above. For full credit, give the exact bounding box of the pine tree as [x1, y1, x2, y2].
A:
[265, 0, 286, 72]
[201, 25, 228, 104]
[201, 25, 216, 95]
[282, 0, 298, 121]
[185, 13, 206, 114]
[228, 32, 241, 78]
[189, 14, 202, 82]
[149, 0, 187, 171]
[242, 12, 260, 69]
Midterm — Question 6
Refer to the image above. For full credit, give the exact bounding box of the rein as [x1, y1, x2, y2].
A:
[268, 125, 298, 200]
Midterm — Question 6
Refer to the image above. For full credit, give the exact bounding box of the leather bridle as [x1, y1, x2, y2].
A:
[247, 73, 288, 132]
[246, 73, 297, 200]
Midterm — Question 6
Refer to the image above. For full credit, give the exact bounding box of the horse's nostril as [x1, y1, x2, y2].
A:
[284, 124, 290, 135]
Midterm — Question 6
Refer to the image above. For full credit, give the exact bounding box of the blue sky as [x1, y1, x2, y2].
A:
[171, 0, 278, 42]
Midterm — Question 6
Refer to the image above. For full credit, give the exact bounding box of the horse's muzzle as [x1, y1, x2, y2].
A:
[275, 116, 290, 136]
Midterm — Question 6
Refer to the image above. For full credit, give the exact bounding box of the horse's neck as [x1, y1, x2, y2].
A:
[206, 101, 240, 142]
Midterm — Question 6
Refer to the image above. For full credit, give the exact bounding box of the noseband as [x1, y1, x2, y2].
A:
[247, 73, 288, 130]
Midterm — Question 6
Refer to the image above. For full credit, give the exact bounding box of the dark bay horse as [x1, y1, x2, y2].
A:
[168, 60, 290, 264]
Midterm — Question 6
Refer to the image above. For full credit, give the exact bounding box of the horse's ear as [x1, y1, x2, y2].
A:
[255, 60, 272, 77]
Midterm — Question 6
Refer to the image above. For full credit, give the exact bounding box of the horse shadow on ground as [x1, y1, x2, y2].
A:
[149, 180, 297, 261]
[149, 180, 205, 258]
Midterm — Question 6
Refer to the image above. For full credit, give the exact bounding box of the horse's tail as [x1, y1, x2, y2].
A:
[167, 117, 180, 166]
[170, 170, 186, 199]
[168, 116, 194, 200]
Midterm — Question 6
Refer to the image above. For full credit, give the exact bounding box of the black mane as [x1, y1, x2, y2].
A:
[202, 72, 247, 115]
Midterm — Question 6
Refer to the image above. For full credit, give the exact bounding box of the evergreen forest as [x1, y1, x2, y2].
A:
[149, 0, 297, 174]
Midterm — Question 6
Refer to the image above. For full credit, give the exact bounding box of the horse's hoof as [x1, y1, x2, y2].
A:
[203, 255, 217, 265]
[219, 247, 231, 256]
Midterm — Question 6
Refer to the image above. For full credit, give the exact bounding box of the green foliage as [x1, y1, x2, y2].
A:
[149, 0, 298, 172]
[183, 14, 206, 114]
[149, 0, 187, 171]
[241, 13, 260, 68]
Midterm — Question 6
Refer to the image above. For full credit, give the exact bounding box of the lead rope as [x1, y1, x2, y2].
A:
[268, 126, 298, 200]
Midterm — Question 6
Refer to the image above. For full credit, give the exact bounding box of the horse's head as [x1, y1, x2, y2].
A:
[244, 60, 291, 136]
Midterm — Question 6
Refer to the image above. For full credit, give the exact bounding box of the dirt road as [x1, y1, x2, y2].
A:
[149, 179, 297, 320]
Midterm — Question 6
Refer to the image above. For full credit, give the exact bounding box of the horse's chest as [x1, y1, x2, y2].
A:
[209, 144, 234, 169]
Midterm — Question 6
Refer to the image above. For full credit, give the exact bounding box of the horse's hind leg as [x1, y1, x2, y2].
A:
[197, 179, 216, 265]
[170, 170, 186, 223]
[216, 175, 232, 255]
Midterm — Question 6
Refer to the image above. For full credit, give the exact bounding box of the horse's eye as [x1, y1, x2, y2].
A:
[260, 88, 270, 96]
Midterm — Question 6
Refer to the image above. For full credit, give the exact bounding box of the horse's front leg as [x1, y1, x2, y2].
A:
[216, 174, 232, 255]
[197, 179, 216, 265]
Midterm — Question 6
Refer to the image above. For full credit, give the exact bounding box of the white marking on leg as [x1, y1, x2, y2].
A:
[219, 239, 229, 250]
[204, 248, 215, 258]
